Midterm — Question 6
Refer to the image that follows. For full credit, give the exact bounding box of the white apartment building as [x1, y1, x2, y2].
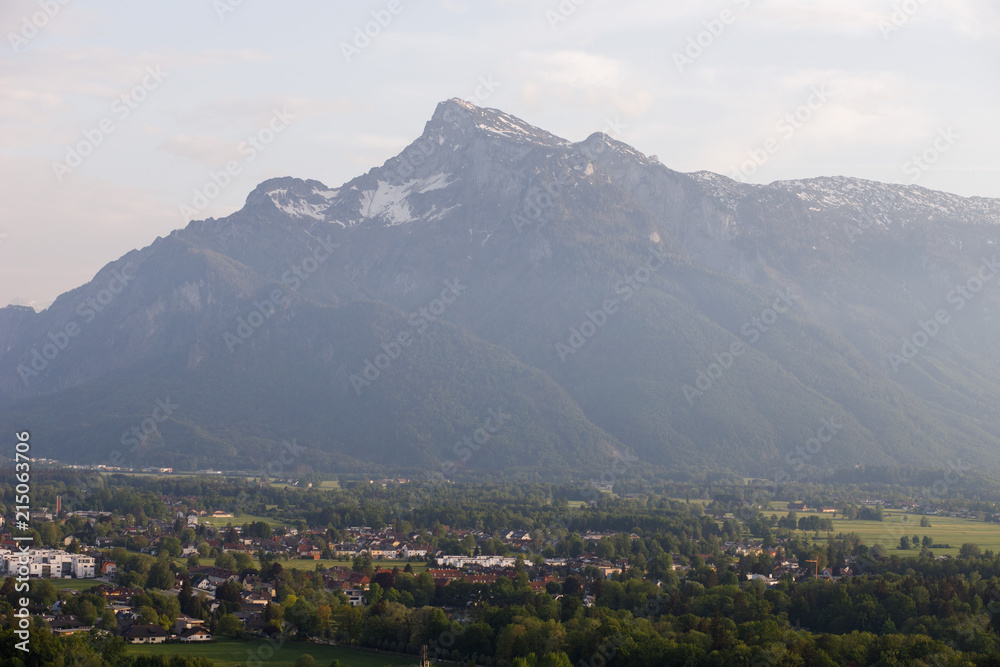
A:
[438, 555, 519, 569]
[0, 549, 96, 579]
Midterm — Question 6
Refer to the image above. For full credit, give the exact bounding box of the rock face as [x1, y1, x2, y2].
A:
[2, 98, 1000, 478]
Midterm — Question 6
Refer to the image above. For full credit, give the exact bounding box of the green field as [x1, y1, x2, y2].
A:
[669, 497, 711, 506]
[797, 509, 1000, 558]
[49, 578, 103, 592]
[200, 513, 289, 528]
[127, 638, 419, 666]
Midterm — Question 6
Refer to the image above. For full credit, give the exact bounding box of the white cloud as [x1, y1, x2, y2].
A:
[159, 134, 236, 166]
[514, 51, 654, 117]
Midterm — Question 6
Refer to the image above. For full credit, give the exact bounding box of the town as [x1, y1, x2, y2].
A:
[4, 467, 1000, 665]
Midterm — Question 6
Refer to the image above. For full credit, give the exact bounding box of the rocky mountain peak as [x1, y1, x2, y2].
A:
[424, 98, 571, 149]
[244, 177, 340, 221]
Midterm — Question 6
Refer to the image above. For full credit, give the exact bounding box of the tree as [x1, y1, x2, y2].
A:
[920, 516, 932, 527]
[351, 554, 373, 575]
[31, 578, 58, 606]
[262, 561, 284, 582]
[216, 580, 242, 604]
[215, 552, 238, 571]
[540, 652, 574, 667]
[372, 570, 395, 591]
[960, 543, 982, 558]
[317, 604, 332, 632]
[294, 656, 316, 667]
[234, 551, 256, 572]
[334, 605, 362, 645]
[147, 561, 174, 590]
[138, 606, 159, 625]
[264, 601, 284, 626]
[77, 600, 99, 626]
[100, 609, 119, 631]
[286, 598, 321, 638]
[160, 536, 183, 558]
[899, 536, 911, 550]
[216, 614, 243, 638]
[562, 576, 582, 596]
[39, 521, 63, 547]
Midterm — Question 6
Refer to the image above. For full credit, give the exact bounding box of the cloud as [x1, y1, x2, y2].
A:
[169, 96, 353, 133]
[439, 0, 470, 15]
[752, 1, 885, 33]
[514, 51, 654, 117]
[159, 134, 236, 166]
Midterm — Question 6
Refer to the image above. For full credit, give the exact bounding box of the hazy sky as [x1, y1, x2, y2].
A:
[2, 0, 998, 308]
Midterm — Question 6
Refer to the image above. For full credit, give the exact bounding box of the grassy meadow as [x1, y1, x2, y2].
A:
[767, 506, 1000, 558]
[199, 513, 289, 528]
[126, 638, 418, 666]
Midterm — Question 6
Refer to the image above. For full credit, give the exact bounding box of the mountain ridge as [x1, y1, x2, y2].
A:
[3, 99, 999, 479]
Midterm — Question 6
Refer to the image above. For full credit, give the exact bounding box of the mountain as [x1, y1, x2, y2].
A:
[3, 98, 1000, 481]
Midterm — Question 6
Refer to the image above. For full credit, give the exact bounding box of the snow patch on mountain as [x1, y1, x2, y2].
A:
[357, 173, 455, 225]
[266, 187, 331, 221]
[359, 181, 414, 225]
[774, 177, 1000, 226]
[688, 172, 1000, 227]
